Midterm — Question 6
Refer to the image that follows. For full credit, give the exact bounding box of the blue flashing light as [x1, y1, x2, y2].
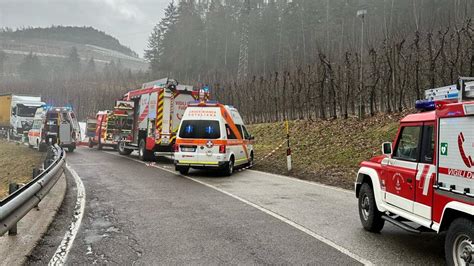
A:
[415, 100, 436, 111]
[185, 125, 194, 134]
[205, 126, 214, 134]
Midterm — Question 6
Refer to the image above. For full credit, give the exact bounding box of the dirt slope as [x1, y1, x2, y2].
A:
[247, 113, 408, 189]
[0, 140, 43, 199]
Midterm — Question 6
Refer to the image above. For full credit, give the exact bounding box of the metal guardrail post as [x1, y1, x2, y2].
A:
[8, 183, 19, 235]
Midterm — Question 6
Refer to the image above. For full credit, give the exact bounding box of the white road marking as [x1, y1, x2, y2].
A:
[49, 164, 86, 266]
[104, 151, 372, 265]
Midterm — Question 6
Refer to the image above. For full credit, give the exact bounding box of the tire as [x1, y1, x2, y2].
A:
[138, 139, 154, 161]
[358, 183, 385, 233]
[177, 167, 190, 175]
[98, 144, 103, 150]
[88, 140, 94, 148]
[247, 152, 254, 168]
[223, 157, 234, 176]
[118, 141, 133, 155]
[445, 217, 474, 266]
[68, 146, 75, 153]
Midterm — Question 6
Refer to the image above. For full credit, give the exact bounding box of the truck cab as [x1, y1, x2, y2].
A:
[355, 78, 474, 265]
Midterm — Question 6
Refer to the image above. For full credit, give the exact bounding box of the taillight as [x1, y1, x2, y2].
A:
[174, 144, 179, 152]
[219, 145, 226, 154]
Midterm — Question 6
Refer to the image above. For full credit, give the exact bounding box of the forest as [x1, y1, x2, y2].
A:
[146, 0, 474, 122]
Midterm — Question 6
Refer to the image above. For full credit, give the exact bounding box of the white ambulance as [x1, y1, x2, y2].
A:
[174, 91, 254, 176]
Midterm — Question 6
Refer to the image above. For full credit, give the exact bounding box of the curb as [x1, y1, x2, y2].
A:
[0, 173, 67, 266]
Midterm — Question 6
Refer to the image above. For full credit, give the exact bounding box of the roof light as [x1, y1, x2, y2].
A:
[415, 100, 436, 111]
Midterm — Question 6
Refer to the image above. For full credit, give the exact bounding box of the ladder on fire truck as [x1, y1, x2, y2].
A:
[424, 77, 474, 102]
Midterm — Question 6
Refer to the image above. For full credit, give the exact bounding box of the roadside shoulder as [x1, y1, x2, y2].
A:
[0, 173, 67, 266]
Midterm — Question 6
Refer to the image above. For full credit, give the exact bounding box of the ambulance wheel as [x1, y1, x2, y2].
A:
[445, 218, 474, 266]
[118, 141, 133, 155]
[139, 139, 154, 161]
[358, 183, 385, 233]
[247, 152, 254, 168]
[223, 157, 234, 176]
[177, 166, 189, 175]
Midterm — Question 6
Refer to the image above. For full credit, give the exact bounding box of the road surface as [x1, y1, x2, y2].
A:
[30, 147, 445, 264]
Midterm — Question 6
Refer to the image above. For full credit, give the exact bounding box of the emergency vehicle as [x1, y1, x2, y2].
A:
[174, 88, 254, 176]
[88, 110, 120, 150]
[28, 106, 80, 152]
[116, 78, 195, 161]
[355, 77, 474, 265]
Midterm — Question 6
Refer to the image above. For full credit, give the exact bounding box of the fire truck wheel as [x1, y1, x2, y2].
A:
[358, 183, 385, 233]
[223, 157, 234, 177]
[445, 217, 474, 266]
[139, 139, 154, 161]
[118, 141, 133, 155]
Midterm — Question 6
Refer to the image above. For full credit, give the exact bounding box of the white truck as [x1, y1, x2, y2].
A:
[0, 94, 45, 140]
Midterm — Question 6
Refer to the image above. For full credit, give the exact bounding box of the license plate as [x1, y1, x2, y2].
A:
[181, 147, 196, 152]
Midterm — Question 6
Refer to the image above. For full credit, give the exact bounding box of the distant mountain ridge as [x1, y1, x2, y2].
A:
[0, 26, 138, 58]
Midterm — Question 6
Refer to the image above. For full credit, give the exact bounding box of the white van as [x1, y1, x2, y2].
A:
[174, 101, 254, 176]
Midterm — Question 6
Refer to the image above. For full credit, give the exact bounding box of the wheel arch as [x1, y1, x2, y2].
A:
[355, 167, 385, 212]
[438, 202, 474, 233]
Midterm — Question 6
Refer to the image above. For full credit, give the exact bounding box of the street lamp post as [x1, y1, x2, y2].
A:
[357, 9, 367, 119]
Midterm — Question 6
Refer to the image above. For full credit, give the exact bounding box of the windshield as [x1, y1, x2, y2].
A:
[179, 120, 220, 139]
[17, 104, 38, 117]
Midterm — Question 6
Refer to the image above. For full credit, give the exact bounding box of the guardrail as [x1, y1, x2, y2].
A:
[0, 145, 65, 236]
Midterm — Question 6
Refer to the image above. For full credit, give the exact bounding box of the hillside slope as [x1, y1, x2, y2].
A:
[1, 26, 137, 57]
[247, 113, 409, 189]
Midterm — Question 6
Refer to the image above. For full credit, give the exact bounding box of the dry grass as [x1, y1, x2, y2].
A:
[247, 112, 409, 189]
[0, 140, 43, 199]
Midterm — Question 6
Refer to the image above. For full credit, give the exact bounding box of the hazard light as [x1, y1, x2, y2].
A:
[415, 100, 436, 111]
[464, 103, 474, 115]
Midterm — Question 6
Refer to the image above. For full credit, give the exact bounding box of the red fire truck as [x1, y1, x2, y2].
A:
[116, 78, 196, 161]
[355, 77, 474, 265]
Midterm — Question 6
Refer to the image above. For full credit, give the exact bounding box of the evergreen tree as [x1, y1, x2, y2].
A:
[18, 52, 44, 80]
[65, 46, 81, 79]
[0, 50, 7, 75]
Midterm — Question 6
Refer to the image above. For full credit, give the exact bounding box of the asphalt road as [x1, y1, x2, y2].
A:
[30, 147, 365, 264]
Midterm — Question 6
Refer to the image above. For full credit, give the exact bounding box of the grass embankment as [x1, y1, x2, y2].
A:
[248, 113, 407, 189]
[0, 140, 43, 199]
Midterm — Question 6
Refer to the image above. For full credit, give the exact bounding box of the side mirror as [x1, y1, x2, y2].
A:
[382, 142, 392, 155]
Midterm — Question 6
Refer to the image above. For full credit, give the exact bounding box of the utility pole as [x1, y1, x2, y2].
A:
[357, 9, 367, 119]
[237, 0, 250, 81]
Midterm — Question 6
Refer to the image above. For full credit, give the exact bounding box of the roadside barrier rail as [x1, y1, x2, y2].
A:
[0, 145, 65, 236]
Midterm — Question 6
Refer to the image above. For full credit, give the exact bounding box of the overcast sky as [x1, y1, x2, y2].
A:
[0, 0, 171, 57]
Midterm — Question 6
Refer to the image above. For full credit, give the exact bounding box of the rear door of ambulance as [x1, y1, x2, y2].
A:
[178, 107, 222, 166]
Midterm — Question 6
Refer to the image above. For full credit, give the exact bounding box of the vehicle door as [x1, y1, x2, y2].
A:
[383, 123, 422, 213]
[226, 124, 245, 165]
[414, 122, 436, 219]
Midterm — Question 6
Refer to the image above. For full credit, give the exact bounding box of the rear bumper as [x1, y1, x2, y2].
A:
[174, 160, 227, 168]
